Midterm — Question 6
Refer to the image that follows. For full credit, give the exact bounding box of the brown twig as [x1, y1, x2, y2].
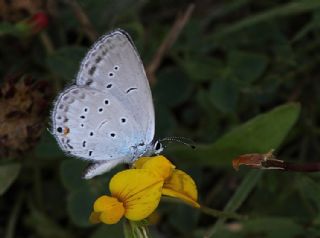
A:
[39, 32, 54, 54]
[263, 160, 320, 172]
[146, 4, 195, 86]
[233, 150, 320, 172]
[65, 0, 98, 42]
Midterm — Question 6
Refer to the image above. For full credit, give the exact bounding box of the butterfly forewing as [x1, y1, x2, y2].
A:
[76, 30, 155, 144]
[51, 29, 156, 177]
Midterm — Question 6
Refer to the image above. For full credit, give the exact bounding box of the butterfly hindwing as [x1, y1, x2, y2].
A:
[52, 86, 143, 161]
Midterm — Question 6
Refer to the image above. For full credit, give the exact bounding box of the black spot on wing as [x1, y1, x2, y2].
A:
[86, 79, 93, 85]
[66, 139, 73, 149]
[126, 87, 137, 93]
[95, 56, 102, 63]
[88, 66, 96, 76]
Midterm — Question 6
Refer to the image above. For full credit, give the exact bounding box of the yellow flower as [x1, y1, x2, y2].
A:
[90, 169, 163, 224]
[162, 169, 200, 208]
[134, 156, 200, 208]
[133, 155, 175, 179]
[90, 155, 200, 225]
[91, 196, 125, 224]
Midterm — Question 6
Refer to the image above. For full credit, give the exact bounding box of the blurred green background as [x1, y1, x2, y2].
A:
[1, 0, 320, 237]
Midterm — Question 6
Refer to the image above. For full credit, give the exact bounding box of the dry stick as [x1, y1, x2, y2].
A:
[65, 0, 98, 42]
[146, 4, 195, 86]
[262, 159, 320, 172]
[39, 32, 54, 54]
[233, 150, 320, 172]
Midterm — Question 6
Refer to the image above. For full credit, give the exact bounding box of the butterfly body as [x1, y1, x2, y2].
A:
[52, 29, 162, 179]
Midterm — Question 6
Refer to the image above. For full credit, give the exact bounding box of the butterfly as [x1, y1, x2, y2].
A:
[51, 29, 163, 179]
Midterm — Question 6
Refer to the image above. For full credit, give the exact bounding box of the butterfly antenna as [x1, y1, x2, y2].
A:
[160, 136, 196, 149]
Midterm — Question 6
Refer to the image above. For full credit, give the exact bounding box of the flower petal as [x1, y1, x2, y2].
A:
[163, 169, 200, 208]
[109, 169, 164, 221]
[135, 156, 175, 180]
[133, 157, 150, 169]
[93, 195, 125, 224]
[100, 209, 124, 224]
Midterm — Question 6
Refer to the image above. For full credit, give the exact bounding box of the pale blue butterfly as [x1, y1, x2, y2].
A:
[51, 29, 163, 179]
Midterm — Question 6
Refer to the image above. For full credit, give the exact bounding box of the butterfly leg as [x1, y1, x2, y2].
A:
[83, 159, 123, 179]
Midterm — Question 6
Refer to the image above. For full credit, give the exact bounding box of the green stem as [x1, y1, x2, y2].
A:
[123, 219, 151, 238]
[162, 196, 245, 220]
[200, 205, 246, 221]
[210, 1, 320, 39]
[205, 170, 262, 238]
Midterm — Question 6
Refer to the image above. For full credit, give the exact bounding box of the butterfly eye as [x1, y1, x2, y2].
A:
[155, 141, 162, 151]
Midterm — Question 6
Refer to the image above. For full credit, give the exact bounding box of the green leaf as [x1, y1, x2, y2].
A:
[228, 50, 268, 84]
[0, 163, 21, 195]
[242, 217, 304, 238]
[60, 160, 113, 227]
[168, 205, 200, 234]
[221, 171, 262, 212]
[90, 224, 123, 238]
[46, 47, 87, 81]
[292, 9, 320, 42]
[60, 159, 89, 191]
[0, 22, 23, 37]
[67, 188, 96, 227]
[155, 103, 176, 138]
[25, 207, 74, 238]
[60, 159, 118, 227]
[167, 103, 301, 166]
[209, 77, 239, 113]
[154, 68, 192, 107]
[213, 217, 304, 238]
[297, 175, 320, 211]
[210, 1, 320, 38]
[181, 57, 223, 82]
[35, 130, 65, 159]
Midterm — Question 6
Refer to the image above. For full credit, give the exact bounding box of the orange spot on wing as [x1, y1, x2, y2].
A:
[63, 127, 70, 135]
